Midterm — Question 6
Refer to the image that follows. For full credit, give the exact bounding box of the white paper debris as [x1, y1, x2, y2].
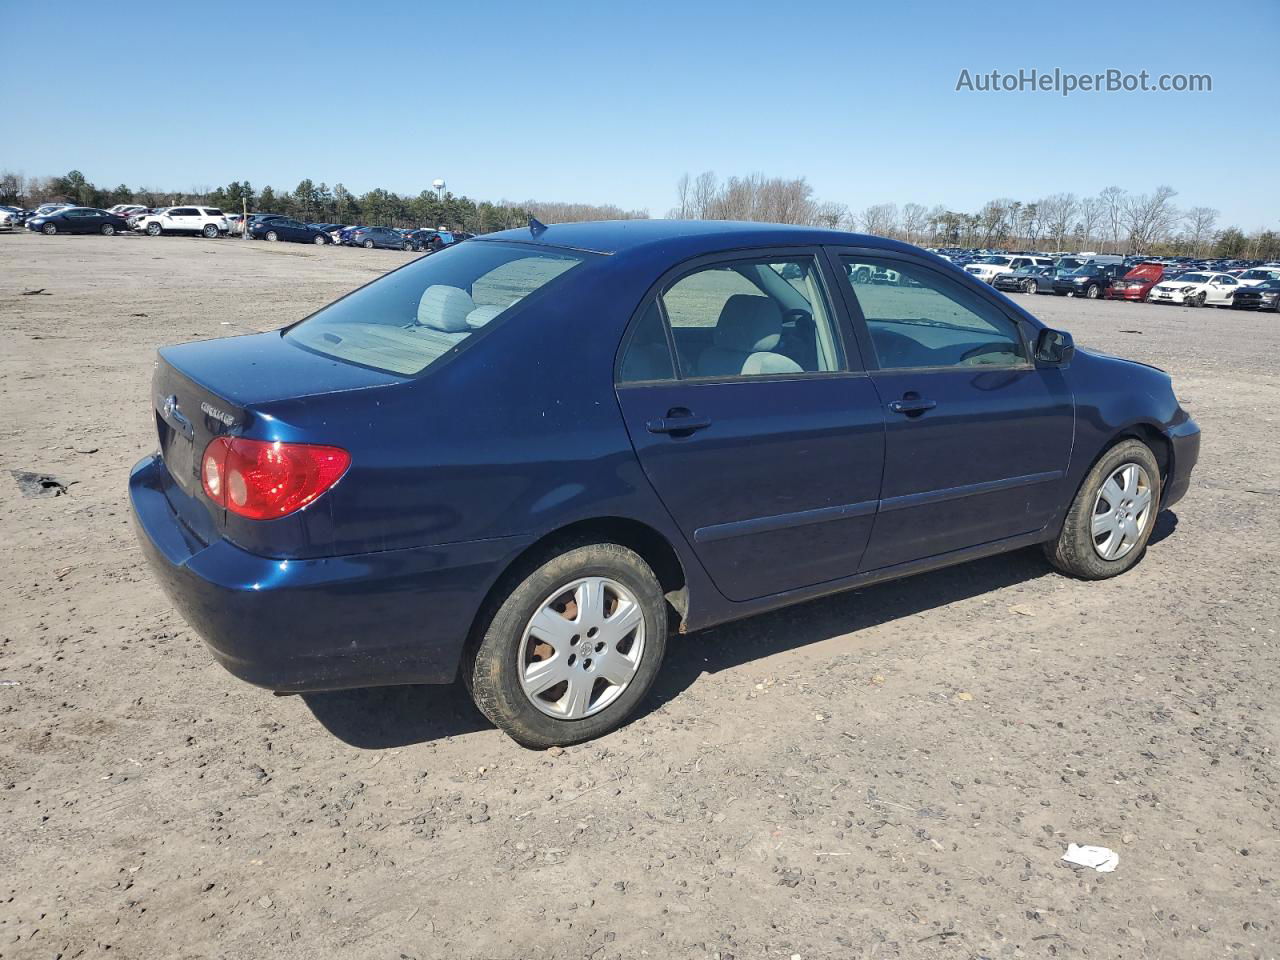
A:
[1062, 843, 1120, 873]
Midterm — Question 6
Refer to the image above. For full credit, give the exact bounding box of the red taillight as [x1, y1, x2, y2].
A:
[200, 437, 350, 520]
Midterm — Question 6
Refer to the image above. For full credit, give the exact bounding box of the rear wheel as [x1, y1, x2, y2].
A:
[202, 223, 219, 239]
[1045, 439, 1160, 580]
[265, 230, 279, 242]
[363, 238, 374, 249]
[100, 223, 115, 236]
[146, 222, 162, 236]
[42, 222, 57, 235]
[468, 543, 667, 748]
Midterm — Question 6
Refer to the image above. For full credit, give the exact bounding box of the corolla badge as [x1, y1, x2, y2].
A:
[200, 401, 236, 427]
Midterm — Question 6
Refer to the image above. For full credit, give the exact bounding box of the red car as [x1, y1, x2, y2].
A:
[1106, 263, 1165, 301]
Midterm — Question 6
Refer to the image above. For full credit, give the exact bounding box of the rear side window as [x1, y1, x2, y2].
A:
[287, 242, 588, 376]
[617, 301, 675, 383]
[203, 208, 223, 216]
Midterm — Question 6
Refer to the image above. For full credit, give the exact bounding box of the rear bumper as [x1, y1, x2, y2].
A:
[129, 454, 532, 692]
[1163, 414, 1201, 510]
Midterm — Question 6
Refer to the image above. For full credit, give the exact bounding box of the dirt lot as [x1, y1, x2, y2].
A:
[1, 231, 1277, 960]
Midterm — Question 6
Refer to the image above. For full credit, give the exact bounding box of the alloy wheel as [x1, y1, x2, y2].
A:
[517, 576, 646, 720]
[1091, 462, 1153, 561]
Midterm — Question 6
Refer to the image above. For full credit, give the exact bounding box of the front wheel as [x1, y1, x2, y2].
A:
[1085, 284, 1100, 299]
[313, 233, 327, 245]
[1044, 439, 1161, 580]
[1189, 291, 1206, 307]
[101, 223, 116, 236]
[1024, 279, 1038, 294]
[468, 543, 668, 748]
[146, 222, 162, 236]
[42, 223, 57, 235]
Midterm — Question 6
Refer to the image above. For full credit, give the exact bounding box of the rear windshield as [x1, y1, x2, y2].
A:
[286, 241, 588, 375]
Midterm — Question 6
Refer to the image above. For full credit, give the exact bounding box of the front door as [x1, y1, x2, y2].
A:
[831, 251, 1075, 571]
[614, 251, 885, 602]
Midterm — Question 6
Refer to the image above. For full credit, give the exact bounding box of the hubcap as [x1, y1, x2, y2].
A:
[517, 576, 645, 720]
[1091, 462, 1153, 561]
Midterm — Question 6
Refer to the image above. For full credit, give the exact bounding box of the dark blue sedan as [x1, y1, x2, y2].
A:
[26, 206, 131, 235]
[129, 221, 1200, 747]
[249, 216, 330, 244]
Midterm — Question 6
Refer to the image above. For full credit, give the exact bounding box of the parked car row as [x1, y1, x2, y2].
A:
[936, 245, 1280, 312]
[5, 202, 476, 256]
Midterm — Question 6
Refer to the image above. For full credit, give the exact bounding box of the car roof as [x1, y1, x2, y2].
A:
[472, 219, 922, 258]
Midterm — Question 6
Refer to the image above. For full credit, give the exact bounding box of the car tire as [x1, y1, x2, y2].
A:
[468, 542, 668, 749]
[402, 240, 410, 251]
[1025, 279, 1038, 294]
[41, 223, 57, 235]
[313, 233, 326, 245]
[146, 222, 162, 236]
[100, 224, 115, 236]
[1044, 438, 1161, 581]
[265, 230, 278, 242]
[1085, 284, 1100, 299]
[202, 223, 219, 239]
[363, 239, 374, 249]
[1190, 292, 1206, 307]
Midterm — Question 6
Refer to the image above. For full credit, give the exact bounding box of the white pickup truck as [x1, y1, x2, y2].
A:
[133, 206, 229, 238]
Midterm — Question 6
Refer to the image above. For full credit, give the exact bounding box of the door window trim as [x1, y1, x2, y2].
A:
[613, 246, 868, 387]
[822, 247, 1038, 374]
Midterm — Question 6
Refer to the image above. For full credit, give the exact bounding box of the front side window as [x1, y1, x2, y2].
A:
[838, 256, 1027, 371]
[658, 256, 841, 379]
[286, 241, 587, 376]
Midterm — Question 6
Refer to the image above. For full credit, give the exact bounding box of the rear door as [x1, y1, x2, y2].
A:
[830, 249, 1075, 571]
[614, 249, 885, 602]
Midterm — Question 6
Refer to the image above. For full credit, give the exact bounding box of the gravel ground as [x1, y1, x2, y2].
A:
[1, 232, 1276, 960]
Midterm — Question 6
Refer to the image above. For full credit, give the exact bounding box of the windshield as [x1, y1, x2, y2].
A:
[1067, 266, 1100, 276]
[286, 241, 588, 375]
[1240, 269, 1279, 280]
[1253, 280, 1280, 290]
[1176, 273, 1209, 283]
[977, 256, 1012, 265]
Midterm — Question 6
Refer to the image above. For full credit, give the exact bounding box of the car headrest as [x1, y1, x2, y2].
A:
[714, 294, 783, 353]
[466, 305, 504, 328]
[417, 285, 475, 332]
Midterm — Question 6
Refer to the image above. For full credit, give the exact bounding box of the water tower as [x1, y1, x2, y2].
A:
[432, 179, 446, 201]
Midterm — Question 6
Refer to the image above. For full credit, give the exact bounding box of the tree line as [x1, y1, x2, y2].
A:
[0, 170, 649, 235]
[671, 172, 1279, 259]
[4, 167, 1275, 259]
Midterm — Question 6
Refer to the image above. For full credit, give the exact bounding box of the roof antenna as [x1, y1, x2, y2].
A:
[528, 216, 548, 236]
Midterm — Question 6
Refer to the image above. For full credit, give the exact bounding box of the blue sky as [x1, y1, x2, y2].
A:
[6, 0, 1278, 228]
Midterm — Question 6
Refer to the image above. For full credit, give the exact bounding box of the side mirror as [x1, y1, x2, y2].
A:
[1035, 328, 1075, 365]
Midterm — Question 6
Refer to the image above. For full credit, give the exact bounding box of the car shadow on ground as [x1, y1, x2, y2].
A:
[303, 513, 1180, 749]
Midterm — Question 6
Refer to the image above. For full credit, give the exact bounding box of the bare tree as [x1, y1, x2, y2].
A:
[1076, 196, 1104, 250]
[1039, 193, 1079, 252]
[812, 200, 849, 230]
[691, 171, 718, 219]
[672, 173, 691, 219]
[901, 202, 928, 244]
[1183, 206, 1219, 256]
[859, 202, 899, 237]
[1099, 186, 1126, 254]
[1122, 186, 1180, 252]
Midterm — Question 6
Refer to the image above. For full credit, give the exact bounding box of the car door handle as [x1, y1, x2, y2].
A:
[887, 398, 937, 415]
[646, 414, 712, 435]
